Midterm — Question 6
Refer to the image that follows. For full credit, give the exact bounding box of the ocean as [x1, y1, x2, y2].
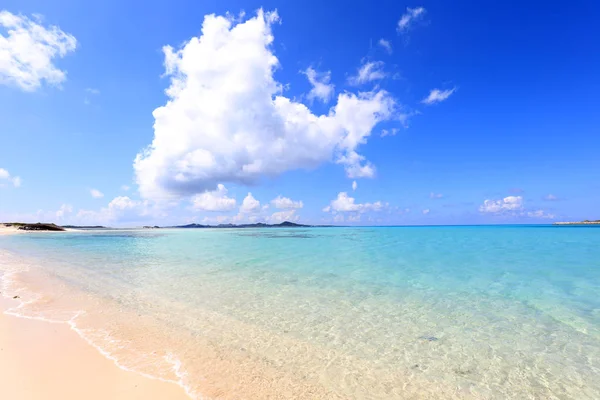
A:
[1, 226, 599, 399]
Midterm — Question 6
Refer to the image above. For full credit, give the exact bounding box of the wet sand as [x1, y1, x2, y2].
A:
[0, 296, 190, 400]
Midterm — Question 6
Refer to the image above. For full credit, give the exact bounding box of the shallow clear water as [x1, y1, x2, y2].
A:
[1, 226, 599, 399]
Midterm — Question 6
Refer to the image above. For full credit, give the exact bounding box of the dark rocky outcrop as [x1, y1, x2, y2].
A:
[16, 223, 66, 231]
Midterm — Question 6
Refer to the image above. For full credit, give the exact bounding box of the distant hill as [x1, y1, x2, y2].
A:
[172, 221, 312, 229]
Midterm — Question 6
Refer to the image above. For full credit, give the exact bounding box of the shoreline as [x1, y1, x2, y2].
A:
[3, 226, 600, 398]
[0, 296, 191, 400]
[0, 252, 192, 400]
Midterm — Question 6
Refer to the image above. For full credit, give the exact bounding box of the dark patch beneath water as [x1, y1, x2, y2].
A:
[233, 231, 318, 239]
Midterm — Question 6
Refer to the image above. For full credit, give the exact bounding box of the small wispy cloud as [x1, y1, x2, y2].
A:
[90, 188, 104, 198]
[380, 128, 399, 138]
[84, 87, 100, 105]
[378, 39, 393, 54]
[348, 60, 386, 85]
[121, 185, 130, 191]
[543, 194, 560, 201]
[422, 208, 430, 215]
[302, 67, 335, 103]
[352, 181, 357, 191]
[526, 210, 556, 219]
[430, 192, 444, 199]
[397, 7, 426, 33]
[422, 88, 456, 105]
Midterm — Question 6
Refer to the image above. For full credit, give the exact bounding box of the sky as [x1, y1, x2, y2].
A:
[1, 0, 599, 226]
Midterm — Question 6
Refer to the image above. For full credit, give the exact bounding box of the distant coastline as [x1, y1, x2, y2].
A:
[1, 221, 324, 232]
[553, 220, 600, 225]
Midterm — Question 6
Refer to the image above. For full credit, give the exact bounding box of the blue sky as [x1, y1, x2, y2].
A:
[1, 0, 599, 226]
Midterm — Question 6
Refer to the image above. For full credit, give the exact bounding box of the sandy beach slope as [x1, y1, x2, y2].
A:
[0, 285, 190, 400]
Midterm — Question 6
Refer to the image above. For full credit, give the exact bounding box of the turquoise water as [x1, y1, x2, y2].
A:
[1, 226, 600, 399]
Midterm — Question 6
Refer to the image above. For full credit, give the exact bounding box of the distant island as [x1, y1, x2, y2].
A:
[2, 221, 324, 232]
[62, 225, 108, 229]
[171, 221, 314, 229]
[553, 220, 600, 225]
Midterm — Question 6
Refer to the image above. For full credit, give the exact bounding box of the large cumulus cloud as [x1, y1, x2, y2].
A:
[134, 10, 397, 200]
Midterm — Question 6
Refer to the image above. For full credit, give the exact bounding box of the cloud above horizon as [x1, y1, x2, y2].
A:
[0, 168, 21, 187]
[323, 192, 386, 213]
[191, 184, 236, 211]
[0, 11, 77, 91]
[479, 196, 523, 213]
[133, 10, 398, 201]
[479, 196, 556, 219]
[271, 195, 303, 209]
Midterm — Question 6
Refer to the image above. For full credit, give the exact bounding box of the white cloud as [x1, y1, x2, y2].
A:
[55, 204, 73, 219]
[324, 192, 386, 213]
[240, 192, 260, 213]
[422, 208, 430, 215]
[352, 180, 357, 191]
[303, 67, 334, 103]
[90, 188, 104, 198]
[134, 10, 397, 200]
[378, 39, 392, 54]
[76, 196, 163, 225]
[527, 210, 555, 219]
[430, 192, 443, 199]
[422, 88, 456, 105]
[191, 184, 237, 211]
[479, 196, 524, 213]
[107, 196, 139, 210]
[84, 87, 100, 105]
[269, 209, 299, 223]
[397, 7, 426, 33]
[121, 185, 130, 191]
[347, 214, 360, 222]
[202, 215, 232, 225]
[0, 11, 77, 91]
[336, 149, 379, 178]
[479, 196, 556, 219]
[380, 128, 399, 137]
[0, 168, 21, 187]
[348, 60, 386, 85]
[544, 194, 559, 201]
[333, 214, 344, 223]
[271, 195, 303, 209]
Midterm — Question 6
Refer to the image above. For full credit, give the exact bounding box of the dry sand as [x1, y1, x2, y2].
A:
[0, 224, 20, 235]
